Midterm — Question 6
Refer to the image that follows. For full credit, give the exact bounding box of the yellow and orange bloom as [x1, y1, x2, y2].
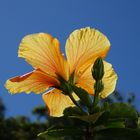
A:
[5, 27, 117, 117]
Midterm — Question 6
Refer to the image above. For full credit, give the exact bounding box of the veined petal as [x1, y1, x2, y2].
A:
[18, 33, 69, 80]
[5, 70, 59, 94]
[100, 61, 118, 98]
[66, 27, 110, 75]
[76, 61, 117, 98]
[76, 65, 95, 95]
[42, 89, 75, 117]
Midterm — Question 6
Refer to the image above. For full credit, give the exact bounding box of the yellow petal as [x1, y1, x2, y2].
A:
[76, 65, 95, 95]
[100, 61, 118, 98]
[66, 27, 110, 75]
[5, 70, 59, 94]
[18, 33, 69, 80]
[42, 89, 75, 117]
[76, 61, 117, 98]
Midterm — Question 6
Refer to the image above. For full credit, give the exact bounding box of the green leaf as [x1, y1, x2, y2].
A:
[125, 118, 138, 128]
[71, 85, 92, 108]
[69, 111, 106, 124]
[94, 111, 110, 126]
[109, 103, 138, 119]
[95, 128, 140, 140]
[63, 106, 86, 116]
[105, 119, 125, 128]
[38, 126, 85, 137]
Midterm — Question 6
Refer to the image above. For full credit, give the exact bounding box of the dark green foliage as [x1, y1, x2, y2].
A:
[39, 102, 140, 139]
[0, 92, 140, 140]
[0, 98, 48, 140]
[0, 116, 48, 140]
[38, 126, 85, 138]
[0, 97, 5, 119]
[109, 103, 138, 119]
[95, 128, 140, 140]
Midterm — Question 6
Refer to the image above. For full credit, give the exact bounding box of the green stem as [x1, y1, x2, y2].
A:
[94, 90, 99, 106]
[91, 90, 99, 114]
[85, 126, 94, 140]
[91, 80, 103, 114]
[68, 93, 85, 114]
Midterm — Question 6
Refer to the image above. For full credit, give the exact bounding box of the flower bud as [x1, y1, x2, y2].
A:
[92, 57, 104, 81]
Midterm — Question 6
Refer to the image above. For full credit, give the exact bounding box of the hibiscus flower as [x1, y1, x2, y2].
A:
[5, 27, 117, 117]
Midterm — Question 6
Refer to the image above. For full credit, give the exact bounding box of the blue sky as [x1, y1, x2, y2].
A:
[0, 0, 140, 118]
